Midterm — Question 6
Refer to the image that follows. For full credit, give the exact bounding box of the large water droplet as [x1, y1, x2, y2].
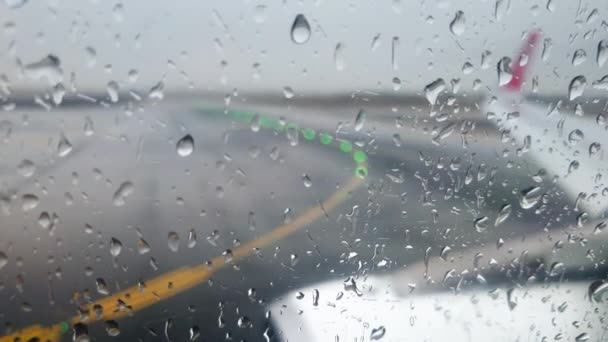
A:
[449, 11, 465, 36]
[575, 333, 590, 342]
[96, 278, 109, 295]
[568, 129, 584, 145]
[474, 216, 489, 233]
[105, 320, 120, 336]
[176, 134, 194, 157]
[113, 181, 134, 207]
[290, 14, 310, 44]
[495, 204, 512, 226]
[588, 280, 608, 302]
[109, 237, 122, 257]
[370, 326, 386, 340]
[21, 194, 39, 212]
[424, 78, 445, 105]
[497, 57, 513, 86]
[568, 76, 586, 101]
[73, 322, 89, 342]
[520, 186, 542, 209]
[137, 238, 150, 255]
[167, 232, 180, 252]
[571, 49, 587, 67]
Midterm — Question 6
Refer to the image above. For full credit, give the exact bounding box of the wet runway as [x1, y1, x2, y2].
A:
[0, 93, 602, 341]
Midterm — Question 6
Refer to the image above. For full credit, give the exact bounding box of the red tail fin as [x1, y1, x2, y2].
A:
[503, 30, 541, 92]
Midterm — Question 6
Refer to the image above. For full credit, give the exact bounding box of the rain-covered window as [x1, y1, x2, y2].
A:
[0, 1, 607, 341]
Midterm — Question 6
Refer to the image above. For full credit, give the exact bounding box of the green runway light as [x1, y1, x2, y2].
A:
[59, 322, 69, 334]
[302, 128, 316, 140]
[353, 150, 367, 163]
[339, 141, 352, 153]
[320, 133, 333, 145]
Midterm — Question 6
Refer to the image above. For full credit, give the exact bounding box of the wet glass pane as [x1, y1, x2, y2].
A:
[0, 1, 607, 341]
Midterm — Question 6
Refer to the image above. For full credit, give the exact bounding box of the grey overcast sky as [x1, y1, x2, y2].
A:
[1, 0, 607, 97]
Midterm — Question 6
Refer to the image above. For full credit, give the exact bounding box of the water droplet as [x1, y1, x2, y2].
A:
[497, 57, 513, 86]
[283, 86, 294, 99]
[57, 133, 73, 157]
[449, 11, 465, 36]
[392, 77, 401, 91]
[112, 3, 124, 23]
[286, 125, 299, 146]
[189, 326, 200, 341]
[21, 194, 39, 212]
[424, 78, 445, 105]
[506, 288, 517, 310]
[440, 246, 451, 261]
[343, 277, 363, 296]
[250, 114, 261, 132]
[84, 116, 95, 136]
[4, 0, 28, 9]
[474, 216, 489, 233]
[495, 204, 512, 226]
[96, 278, 109, 295]
[572, 49, 587, 66]
[575, 333, 590, 342]
[52, 83, 66, 105]
[520, 186, 542, 209]
[112, 181, 134, 207]
[106, 81, 119, 103]
[109, 237, 122, 257]
[312, 289, 319, 306]
[237, 316, 251, 328]
[546, 0, 556, 12]
[370, 326, 386, 340]
[223, 249, 233, 263]
[0, 251, 7, 270]
[354, 109, 366, 132]
[589, 142, 601, 157]
[148, 81, 165, 100]
[137, 239, 150, 255]
[247, 288, 256, 301]
[290, 14, 310, 44]
[84, 46, 97, 68]
[176, 134, 194, 157]
[290, 253, 299, 266]
[391, 36, 399, 70]
[188, 229, 197, 248]
[17, 159, 35, 177]
[568, 76, 586, 101]
[73, 322, 89, 342]
[24, 55, 62, 85]
[568, 129, 585, 145]
[589, 280, 608, 302]
[105, 320, 120, 336]
[597, 40, 608, 67]
[302, 174, 312, 188]
[334, 43, 345, 71]
[167, 232, 180, 252]
[549, 262, 565, 277]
